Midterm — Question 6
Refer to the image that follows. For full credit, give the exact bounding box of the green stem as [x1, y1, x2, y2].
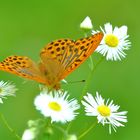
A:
[80, 57, 104, 99]
[78, 121, 97, 140]
[0, 113, 21, 140]
[89, 56, 94, 70]
[53, 125, 68, 139]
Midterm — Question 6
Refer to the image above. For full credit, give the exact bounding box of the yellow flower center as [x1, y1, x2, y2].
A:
[105, 34, 119, 47]
[48, 102, 61, 111]
[97, 105, 111, 117]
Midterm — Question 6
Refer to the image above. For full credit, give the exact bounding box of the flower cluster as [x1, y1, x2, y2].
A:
[0, 16, 131, 140]
[30, 17, 130, 138]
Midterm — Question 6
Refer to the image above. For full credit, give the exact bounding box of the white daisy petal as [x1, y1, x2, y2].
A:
[113, 27, 119, 37]
[100, 26, 106, 34]
[34, 90, 80, 123]
[119, 26, 128, 39]
[82, 92, 128, 133]
[86, 93, 98, 107]
[104, 23, 113, 34]
[95, 92, 104, 105]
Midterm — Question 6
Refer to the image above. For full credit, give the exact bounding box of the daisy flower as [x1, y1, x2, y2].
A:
[81, 92, 127, 134]
[93, 23, 131, 61]
[0, 81, 17, 103]
[80, 16, 93, 30]
[34, 90, 80, 123]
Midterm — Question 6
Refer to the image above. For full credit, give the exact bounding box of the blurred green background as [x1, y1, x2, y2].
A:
[0, 0, 139, 140]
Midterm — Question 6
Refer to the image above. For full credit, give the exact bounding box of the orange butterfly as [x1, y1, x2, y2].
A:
[0, 33, 103, 90]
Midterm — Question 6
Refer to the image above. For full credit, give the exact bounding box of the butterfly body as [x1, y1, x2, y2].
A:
[0, 33, 103, 90]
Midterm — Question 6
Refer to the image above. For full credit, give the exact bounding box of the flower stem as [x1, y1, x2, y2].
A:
[80, 56, 104, 99]
[53, 124, 68, 139]
[89, 56, 94, 70]
[78, 121, 97, 140]
[0, 113, 21, 140]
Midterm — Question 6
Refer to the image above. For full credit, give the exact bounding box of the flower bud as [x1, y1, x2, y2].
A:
[66, 134, 77, 140]
[80, 16, 93, 30]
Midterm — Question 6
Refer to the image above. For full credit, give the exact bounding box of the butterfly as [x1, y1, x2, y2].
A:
[0, 32, 103, 90]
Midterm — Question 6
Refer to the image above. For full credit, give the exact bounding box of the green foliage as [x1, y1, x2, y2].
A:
[0, 0, 139, 140]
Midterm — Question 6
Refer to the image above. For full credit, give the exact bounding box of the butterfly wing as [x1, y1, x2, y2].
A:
[40, 38, 75, 78]
[61, 32, 103, 79]
[40, 32, 103, 81]
[0, 55, 47, 84]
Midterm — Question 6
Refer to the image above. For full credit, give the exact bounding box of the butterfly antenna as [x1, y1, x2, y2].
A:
[62, 80, 85, 85]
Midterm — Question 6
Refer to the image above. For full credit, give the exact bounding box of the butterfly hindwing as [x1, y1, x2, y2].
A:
[0, 56, 46, 84]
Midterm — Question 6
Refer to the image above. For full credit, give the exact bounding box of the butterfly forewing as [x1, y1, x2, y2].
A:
[0, 56, 46, 84]
[60, 32, 103, 79]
